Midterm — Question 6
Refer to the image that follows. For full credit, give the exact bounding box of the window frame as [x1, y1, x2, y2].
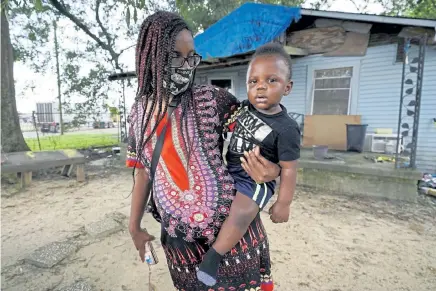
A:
[311, 67, 353, 115]
[306, 61, 361, 116]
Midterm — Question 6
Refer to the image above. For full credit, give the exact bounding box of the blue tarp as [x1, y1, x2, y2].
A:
[194, 3, 301, 60]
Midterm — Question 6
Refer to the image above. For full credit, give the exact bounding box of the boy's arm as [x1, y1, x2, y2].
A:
[269, 122, 300, 223]
[269, 160, 297, 223]
[277, 160, 298, 205]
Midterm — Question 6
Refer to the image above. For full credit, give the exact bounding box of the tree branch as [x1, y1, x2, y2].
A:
[95, 0, 113, 48]
[48, 0, 106, 49]
[349, 0, 369, 13]
[48, 0, 122, 71]
[118, 43, 135, 56]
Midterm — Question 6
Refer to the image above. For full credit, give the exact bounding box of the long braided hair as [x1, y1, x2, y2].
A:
[133, 11, 197, 175]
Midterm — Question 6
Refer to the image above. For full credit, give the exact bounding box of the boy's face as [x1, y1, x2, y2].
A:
[246, 55, 293, 113]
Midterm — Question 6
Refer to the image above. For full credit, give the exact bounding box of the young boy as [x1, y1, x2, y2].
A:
[197, 43, 300, 286]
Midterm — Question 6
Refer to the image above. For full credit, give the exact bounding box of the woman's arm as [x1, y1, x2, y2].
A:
[129, 168, 150, 233]
[126, 103, 155, 262]
[129, 168, 155, 262]
[240, 146, 281, 183]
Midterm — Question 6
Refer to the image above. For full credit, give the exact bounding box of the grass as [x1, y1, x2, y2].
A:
[26, 134, 119, 151]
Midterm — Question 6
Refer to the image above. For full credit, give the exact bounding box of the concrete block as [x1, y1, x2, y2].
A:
[85, 218, 122, 238]
[26, 242, 77, 268]
[297, 168, 418, 202]
[76, 164, 85, 182]
[58, 281, 93, 291]
[61, 164, 73, 177]
[20, 171, 32, 187]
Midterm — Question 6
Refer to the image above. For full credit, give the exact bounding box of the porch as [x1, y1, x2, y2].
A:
[296, 148, 421, 202]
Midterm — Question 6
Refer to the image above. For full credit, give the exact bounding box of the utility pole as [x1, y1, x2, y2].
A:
[122, 80, 128, 143]
[53, 19, 64, 134]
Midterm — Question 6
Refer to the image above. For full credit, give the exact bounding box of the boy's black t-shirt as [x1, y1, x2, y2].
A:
[226, 100, 301, 166]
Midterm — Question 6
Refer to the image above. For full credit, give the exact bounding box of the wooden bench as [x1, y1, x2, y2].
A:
[1, 150, 86, 188]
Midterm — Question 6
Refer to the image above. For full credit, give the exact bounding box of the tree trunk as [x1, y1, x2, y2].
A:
[1, 9, 30, 153]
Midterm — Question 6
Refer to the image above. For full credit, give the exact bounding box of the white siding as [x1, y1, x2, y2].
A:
[416, 48, 436, 173]
[197, 44, 436, 172]
[288, 44, 403, 128]
[195, 65, 248, 101]
[287, 62, 307, 114]
[287, 44, 436, 172]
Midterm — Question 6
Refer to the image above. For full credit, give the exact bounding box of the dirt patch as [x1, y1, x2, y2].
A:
[2, 168, 436, 291]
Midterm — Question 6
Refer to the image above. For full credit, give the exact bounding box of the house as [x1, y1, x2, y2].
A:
[193, 3, 436, 173]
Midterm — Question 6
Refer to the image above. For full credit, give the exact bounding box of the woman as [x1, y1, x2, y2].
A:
[127, 11, 280, 291]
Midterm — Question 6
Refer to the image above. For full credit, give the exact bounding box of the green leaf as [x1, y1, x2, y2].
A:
[0, 0, 9, 14]
[34, 0, 43, 11]
[41, 5, 51, 12]
[13, 47, 23, 62]
[126, 7, 130, 27]
[29, 32, 37, 41]
[139, 0, 145, 9]
[133, 7, 137, 23]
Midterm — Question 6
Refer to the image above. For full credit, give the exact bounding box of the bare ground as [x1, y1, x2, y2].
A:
[1, 167, 436, 291]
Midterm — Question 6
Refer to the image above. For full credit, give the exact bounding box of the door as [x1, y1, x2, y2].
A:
[209, 78, 235, 95]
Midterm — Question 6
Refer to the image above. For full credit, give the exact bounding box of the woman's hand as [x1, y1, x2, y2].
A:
[240, 146, 281, 183]
[129, 168, 155, 262]
[130, 228, 155, 262]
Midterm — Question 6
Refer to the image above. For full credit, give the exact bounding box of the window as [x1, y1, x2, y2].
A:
[311, 67, 353, 115]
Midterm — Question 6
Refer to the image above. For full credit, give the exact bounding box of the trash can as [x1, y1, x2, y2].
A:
[346, 124, 368, 153]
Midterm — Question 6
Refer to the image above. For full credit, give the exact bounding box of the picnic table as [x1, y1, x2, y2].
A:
[1, 150, 86, 188]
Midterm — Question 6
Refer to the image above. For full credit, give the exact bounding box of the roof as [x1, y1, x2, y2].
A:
[108, 5, 436, 81]
[300, 9, 436, 28]
[194, 3, 301, 60]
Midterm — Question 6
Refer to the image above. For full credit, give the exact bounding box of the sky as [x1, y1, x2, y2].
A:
[14, 0, 386, 115]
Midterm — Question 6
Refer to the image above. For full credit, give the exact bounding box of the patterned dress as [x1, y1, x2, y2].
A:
[127, 86, 274, 291]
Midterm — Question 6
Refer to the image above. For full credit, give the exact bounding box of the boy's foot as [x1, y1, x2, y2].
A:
[197, 247, 222, 286]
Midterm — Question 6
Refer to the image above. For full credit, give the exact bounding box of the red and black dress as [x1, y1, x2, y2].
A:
[127, 86, 274, 291]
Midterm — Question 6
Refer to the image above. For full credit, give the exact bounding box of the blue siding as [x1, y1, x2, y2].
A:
[197, 44, 436, 172]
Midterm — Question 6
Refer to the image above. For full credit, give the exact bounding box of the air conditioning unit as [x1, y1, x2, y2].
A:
[364, 134, 404, 153]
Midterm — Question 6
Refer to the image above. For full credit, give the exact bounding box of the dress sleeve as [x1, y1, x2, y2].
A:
[126, 102, 146, 169]
[214, 87, 241, 135]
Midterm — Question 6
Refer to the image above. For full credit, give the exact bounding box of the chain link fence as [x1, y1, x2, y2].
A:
[19, 112, 128, 151]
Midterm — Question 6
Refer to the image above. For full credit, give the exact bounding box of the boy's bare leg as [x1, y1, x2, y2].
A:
[213, 193, 259, 254]
[197, 192, 259, 286]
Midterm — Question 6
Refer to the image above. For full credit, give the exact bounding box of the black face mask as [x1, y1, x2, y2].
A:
[163, 67, 195, 96]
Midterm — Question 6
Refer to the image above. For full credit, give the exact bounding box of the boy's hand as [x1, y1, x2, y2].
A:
[269, 201, 290, 223]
